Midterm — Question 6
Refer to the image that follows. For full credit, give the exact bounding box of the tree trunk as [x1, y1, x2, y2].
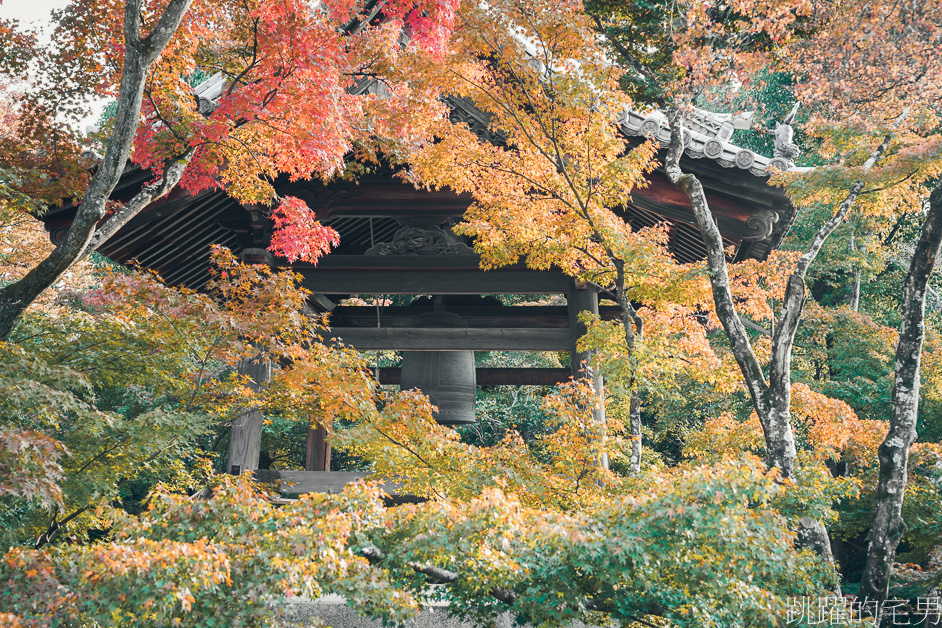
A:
[663, 121, 776, 453]
[568, 280, 609, 470]
[611, 261, 644, 474]
[664, 120, 890, 483]
[850, 232, 861, 312]
[628, 393, 641, 473]
[0, 0, 192, 340]
[226, 356, 272, 474]
[861, 183, 942, 602]
[663, 117, 873, 576]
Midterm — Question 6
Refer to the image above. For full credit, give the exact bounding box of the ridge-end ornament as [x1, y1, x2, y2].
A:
[773, 102, 801, 165]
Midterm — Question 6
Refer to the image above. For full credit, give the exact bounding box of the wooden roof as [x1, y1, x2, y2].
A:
[41, 146, 793, 294]
[42, 90, 796, 296]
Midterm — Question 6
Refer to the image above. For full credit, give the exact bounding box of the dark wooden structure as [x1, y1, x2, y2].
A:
[42, 97, 798, 492]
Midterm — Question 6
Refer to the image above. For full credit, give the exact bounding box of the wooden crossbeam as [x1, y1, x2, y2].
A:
[292, 256, 570, 295]
[376, 367, 571, 386]
[301, 270, 570, 295]
[328, 327, 570, 350]
[254, 470, 374, 494]
[330, 305, 622, 328]
[253, 470, 424, 504]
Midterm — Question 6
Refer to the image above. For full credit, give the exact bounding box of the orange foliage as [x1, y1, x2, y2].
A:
[81, 246, 378, 430]
[685, 384, 888, 465]
[337, 379, 626, 513]
[791, 1, 942, 133]
[726, 250, 801, 324]
[408, 0, 658, 279]
[683, 411, 765, 460]
[790, 384, 887, 464]
[0, 210, 96, 316]
[669, 0, 817, 104]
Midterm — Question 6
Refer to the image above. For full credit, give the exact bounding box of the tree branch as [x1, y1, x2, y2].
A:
[82, 152, 193, 257]
[663, 115, 770, 416]
[359, 545, 661, 625]
[0, 0, 194, 339]
[767, 133, 893, 471]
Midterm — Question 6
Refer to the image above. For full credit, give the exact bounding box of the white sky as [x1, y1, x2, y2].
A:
[0, 0, 106, 131]
[0, 0, 68, 34]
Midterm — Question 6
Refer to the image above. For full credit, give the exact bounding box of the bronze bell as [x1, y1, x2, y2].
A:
[399, 307, 477, 425]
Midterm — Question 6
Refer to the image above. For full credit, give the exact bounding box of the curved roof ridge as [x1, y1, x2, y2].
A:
[618, 108, 794, 177]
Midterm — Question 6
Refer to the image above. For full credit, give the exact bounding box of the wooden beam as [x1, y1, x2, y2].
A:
[253, 470, 424, 504]
[308, 294, 337, 312]
[301, 270, 570, 295]
[377, 367, 571, 386]
[568, 280, 606, 467]
[226, 358, 271, 474]
[284, 178, 473, 222]
[254, 470, 369, 493]
[568, 284, 599, 380]
[291, 256, 571, 294]
[295, 255, 486, 270]
[330, 305, 622, 328]
[253, 470, 401, 494]
[329, 327, 570, 350]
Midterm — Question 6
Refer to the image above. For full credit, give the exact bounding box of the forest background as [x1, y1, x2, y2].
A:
[0, 0, 941, 626]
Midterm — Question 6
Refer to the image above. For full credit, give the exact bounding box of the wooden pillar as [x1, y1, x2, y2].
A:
[568, 281, 599, 380]
[227, 248, 276, 475]
[226, 356, 271, 474]
[567, 280, 609, 470]
[305, 424, 331, 472]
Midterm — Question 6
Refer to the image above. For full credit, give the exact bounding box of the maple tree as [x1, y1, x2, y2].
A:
[4, 0, 942, 624]
[0, 241, 847, 626]
[0, 237, 936, 624]
[0, 242, 392, 551]
[404, 0, 942, 604]
[407, 0, 746, 475]
[0, 0, 458, 339]
[405, 0, 851, 578]
[783, 1, 942, 604]
[0, 463, 840, 627]
[582, 0, 942, 599]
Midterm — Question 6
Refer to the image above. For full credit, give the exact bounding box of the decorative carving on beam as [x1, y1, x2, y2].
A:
[241, 248, 274, 266]
[365, 224, 473, 256]
[744, 210, 781, 241]
[281, 181, 365, 217]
